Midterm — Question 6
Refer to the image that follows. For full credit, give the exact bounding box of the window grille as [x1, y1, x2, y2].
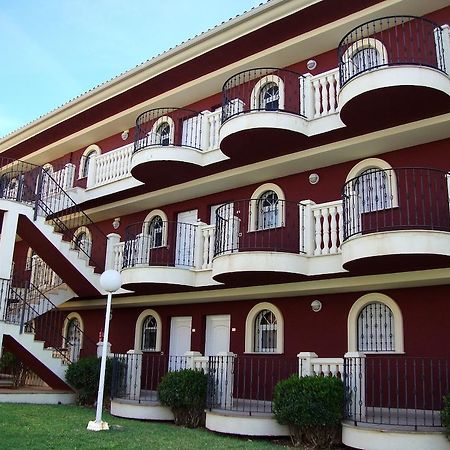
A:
[259, 82, 279, 111]
[148, 216, 163, 248]
[254, 309, 277, 352]
[257, 191, 279, 229]
[142, 315, 157, 351]
[357, 301, 394, 352]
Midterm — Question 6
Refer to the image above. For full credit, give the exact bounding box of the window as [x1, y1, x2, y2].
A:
[259, 82, 279, 111]
[134, 309, 162, 352]
[249, 183, 285, 232]
[72, 227, 92, 261]
[351, 47, 380, 74]
[347, 293, 404, 353]
[141, 315, 158, 351]
[147, 215, 163, 248]
[254, 309, 277, 352]
[245, 302, 284, 353]
[79, 145, 101, 179]
[257, 190, 279, 229]
[156, 122, 171, 146]
[354, 168, 392, 213]
[250, 74, 285, 111]
[63, 313, 84, 363]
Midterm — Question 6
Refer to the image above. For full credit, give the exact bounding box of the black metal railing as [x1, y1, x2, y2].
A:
[0, 156, 108, 272]
[111, 353, 192, 402]
[214, 199, 304, 257]
[0, 277, 97, 364]
[221, 68, 305, 123]
[338, 16, 446, 86]
[345, 356, 449, 429]
[123, 220, 197, 269]
[134, 107, 205, 153]
[207, 354, 298, 414]
[342, 167, 450, 240]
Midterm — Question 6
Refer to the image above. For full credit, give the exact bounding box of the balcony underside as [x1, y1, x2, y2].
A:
[219, 112, 309, 164]
[212, 252, 311, 285]
[342, 230, 450, 274]
[120, 266, 220, 294]
[339, 67, 450, 130]
[130, 146, 207, 185]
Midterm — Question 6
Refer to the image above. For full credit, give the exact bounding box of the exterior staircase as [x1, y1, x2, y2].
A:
[0, 157, 107, 391]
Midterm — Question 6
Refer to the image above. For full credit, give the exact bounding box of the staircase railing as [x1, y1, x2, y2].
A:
[0, 277, 97, 364]
[0, 156, 109, 272]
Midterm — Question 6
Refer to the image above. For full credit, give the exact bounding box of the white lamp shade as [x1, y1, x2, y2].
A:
[100, 270, 122, 293]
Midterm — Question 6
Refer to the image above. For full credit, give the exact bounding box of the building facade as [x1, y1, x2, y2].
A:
[1, 1, 450, 448]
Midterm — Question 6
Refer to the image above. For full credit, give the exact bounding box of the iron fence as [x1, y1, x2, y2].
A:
[338, 16, 446, 86]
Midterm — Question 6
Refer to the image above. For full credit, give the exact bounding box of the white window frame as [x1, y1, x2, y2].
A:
[347, 293, 404, 354]
[248, 183, 285, 232]
[250, 74, 285, 111]
[245, 302, 284, 354]
[142, 209, 168, 248]
[134, 309, 162, 352]
[149, 115, 175, 146]
[79, 144, 101, 179]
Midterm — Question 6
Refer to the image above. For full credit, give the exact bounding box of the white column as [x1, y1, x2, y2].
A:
[299, 74, 314, 119]
[298, 351, 318, 376]
[184, 350, 203, 369]
[194, 222, 206, 270]
[299, 200, 315, 255]
[437, 25, 450, 73]
[105, 233, 121, 270]
[125, 350, 143, 401]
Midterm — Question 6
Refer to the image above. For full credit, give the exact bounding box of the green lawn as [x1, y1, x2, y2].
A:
[0, 403, 286, 449]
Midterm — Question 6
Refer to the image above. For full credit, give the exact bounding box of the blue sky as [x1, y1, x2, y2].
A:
[0, 0, 264, 137]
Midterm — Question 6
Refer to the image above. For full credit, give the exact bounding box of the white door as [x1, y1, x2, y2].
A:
[175, 210, 198, 266]
[205, 315, 231, 356]
[169, 316, 192, 370]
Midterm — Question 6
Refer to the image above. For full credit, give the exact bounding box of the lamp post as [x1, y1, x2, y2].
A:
[87, 269, 122, 431]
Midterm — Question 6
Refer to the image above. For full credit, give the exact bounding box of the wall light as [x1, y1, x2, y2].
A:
[306, 59, 317, 71]
[308, 173, 320, 185]
[311, 300, 322, 312]
[121, 130, 129, 141]
[112, 218, 121, 230]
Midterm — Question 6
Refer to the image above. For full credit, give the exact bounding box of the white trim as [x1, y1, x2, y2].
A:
[250, 74, 285, 110]
[134, 309, 162, 352]
[79, 144, 101, 179]
[249, 183, 285, 231]
[245, 301, 284, 353]
[347, 293, 404, 353]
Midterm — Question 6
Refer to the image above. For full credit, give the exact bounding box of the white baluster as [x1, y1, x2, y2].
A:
[313, 79, 321, 118]
[313, 208, 322, 256]
[322, 207, 330, 255]
[329, 205, 338, 254]
[327, 74, 336, 114]
[208, 227, 215, 268]
[337, 202, 343, 250]
[320, 77, 329, 117]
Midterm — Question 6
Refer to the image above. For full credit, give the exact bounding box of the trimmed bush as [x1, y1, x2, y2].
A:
[273, 375, 344, 448]
[157, 369, 208, 428]
[65, 356, 112, 406]
[442, 392, 450, 440]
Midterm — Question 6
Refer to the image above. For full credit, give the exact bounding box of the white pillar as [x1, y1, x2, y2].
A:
[184, 351, 203, 369]
[105, 233, 121, 270]
[0, 210, 19, 279]
[298, 200, 315, 255]
[193, 222, 206, 270]
[298, 351, 318, 377]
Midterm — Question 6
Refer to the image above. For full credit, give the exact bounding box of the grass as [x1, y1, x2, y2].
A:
[0, 403, 285, 450]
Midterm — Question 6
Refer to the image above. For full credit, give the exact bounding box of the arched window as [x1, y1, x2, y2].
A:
[254, 309, 277, 352]
[147, 215, 164, 248]
[259, 82, 279, 111]
[347, 293, 404, 353]
[250, 74, 285, 111]
[357, 301, 394, 352]
[134, 309, 162, 352]
[79, 145, 101, 179]
[72, 227, 92, 261]
[257, 190, 279, 230]
[353, 168, 392, 213]
[156, 122, 171, 146]
[245, 302, 284, 353]
[63, 313, 84, 363]
[141, 315, 158, 351]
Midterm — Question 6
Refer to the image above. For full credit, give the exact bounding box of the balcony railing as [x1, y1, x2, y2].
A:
[338, 16, 447, 86]
[134, 107, 206, 153]
[342, 167, 450, 240]
[345, 355, 449, 429]
[123, 221, 197, 269]
[221, 68, 305, 123]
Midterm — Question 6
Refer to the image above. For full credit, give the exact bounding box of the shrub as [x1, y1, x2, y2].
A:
[273, 375, 345, 449]
[157, 369, 208, 428]
[66, 356, 112, 406]
[0, 351, 31, 388]
[442, 392, 450, 440]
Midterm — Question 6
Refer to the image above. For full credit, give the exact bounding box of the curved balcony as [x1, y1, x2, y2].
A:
[338, 16, 450, 129]
[219, 68, 309, 164]
[121, 220, 200, 292]
[130, 108, 218, 185]
[212, 199, 309, 285]
[341, 167, 450, 273]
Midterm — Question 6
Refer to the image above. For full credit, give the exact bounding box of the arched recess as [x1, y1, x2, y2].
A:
[249, 183, 285, 231]
[134, 309, 163, 352]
